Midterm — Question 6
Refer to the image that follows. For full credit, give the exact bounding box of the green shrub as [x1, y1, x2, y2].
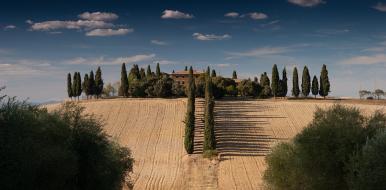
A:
[347, 130, 386, 189]
[0, 99, 134, 190]
[264, 105, 386, 190]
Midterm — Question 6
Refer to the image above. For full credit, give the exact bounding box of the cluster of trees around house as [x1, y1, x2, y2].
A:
[118, 63, 186, 98]
[359, 89, 386, 100]
[264, 105, 386, 189]
[67, 63, 330, 100]
[67, 66, 104, 100]
[184, 67, 216, 156]
[0, 88, 134, 190]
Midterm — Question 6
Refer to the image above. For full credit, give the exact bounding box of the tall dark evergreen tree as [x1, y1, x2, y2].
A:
[184, 66, 196, 154]
[203, 67, 216, 152]
[83, 74, 90, 99]
[281, 68, 288, 97]
[292, 67, 300, 98]
[254, 76, 258, 83]
[76, 72, 82, 99]
[129, 64, 140, 81]
[120, 63, 129, 97]
[319, 64, 330, 98]
[72, 72, 78, 100]
[211, 69, 217, 77]
[95, 67, 104, 98]
[271, 64, 279, 97]
[312, 75, 319, 98]
[140, 68, 146, 80]
[301, 66, 311, 97]
[232, 70, 237, 79]
[88, 71, 95, 98]
[146, 65, 152, 79]
[156, 62, 161, 78]
[67, 73, 73, 99]
[184, 66, 188, 71]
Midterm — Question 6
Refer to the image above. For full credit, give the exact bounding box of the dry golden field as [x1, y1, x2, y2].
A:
[46, 98, 386, 190]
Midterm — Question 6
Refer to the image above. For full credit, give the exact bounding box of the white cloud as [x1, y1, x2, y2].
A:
[216, 63, 232, 68]
[151, 40, 168, 45]
[288, 0, 325, 7]
[193, 33, 231, 41]
[67, 54, 156, 65]
[153, 60, 177, 65]
[316, 28, 350, 35]
[78, 12, 118, 21]
[30, 20, 113, 31]
[225, 12, 268, 20]
[161, 10, 194, 19]
[4, 25, 16, 30]
[340, 54, 386, 65]
[224, 12, 240, 18]
[373, 2, 386, 12]
[228, 46, 290, 58]
[25, 20, 33, 24]
[0, 58, 57, 76]
[247, 12, 268, 20]
[85, 28, 133, 36]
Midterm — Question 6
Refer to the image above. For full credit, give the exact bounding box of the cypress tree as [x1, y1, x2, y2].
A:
[184, 66, 196, 154]
[156, 62, 161, 78]
[95, 67, 104, 98]
[232, 70, 237, 79]
[292, 67, 300, 98]
[312, 75, 319, 98]
[271, 64, 279, 97]
[88, 71, 95, 98]
[76, 72, 82, 99]
[146, 65, 152, 79]
[254, 76, 258, 83]
[261, 72, 270, 87]
[83, 74, 89, 99]
[204, 67, 216, 152]
[120, 63, 129, 97]
[72, 72, 78, 100]
[129, 64, 140, 81]
[67, 73, 73, 99]
[301, 66, 311, 97]
[184, 66, 188, 71]
[140, 68, 146, 80]
[211, 69, 217, 77]
[319, 64, 330, 98]
[282, 67, 288, 97]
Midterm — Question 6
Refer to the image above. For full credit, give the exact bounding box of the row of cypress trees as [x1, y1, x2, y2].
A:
[66, 67, 104, 100]
[203, 67, 216, 154]
[271, 65, 288, 97]
[184, 67, 196, 154]
[291, 64, 330, 98]
[67, 72, 82, 100]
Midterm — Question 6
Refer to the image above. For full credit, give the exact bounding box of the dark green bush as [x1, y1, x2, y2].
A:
[264, 105, 386, 190]
[0, 98, 133, 190]
[347, 130, 386, 190]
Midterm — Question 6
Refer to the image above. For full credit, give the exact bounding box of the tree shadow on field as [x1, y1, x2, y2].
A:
[214, 100, 285, 158]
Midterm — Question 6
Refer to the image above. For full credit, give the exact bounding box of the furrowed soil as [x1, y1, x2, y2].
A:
[46, 98, 385, 190]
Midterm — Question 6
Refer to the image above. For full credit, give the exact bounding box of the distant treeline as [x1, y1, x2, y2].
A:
[66, 63, 330, 100]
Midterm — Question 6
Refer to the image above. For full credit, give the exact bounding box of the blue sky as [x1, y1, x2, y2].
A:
[1, 0, 386, 102]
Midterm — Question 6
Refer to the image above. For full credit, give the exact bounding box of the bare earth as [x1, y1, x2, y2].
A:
[46, 98, 386, 190]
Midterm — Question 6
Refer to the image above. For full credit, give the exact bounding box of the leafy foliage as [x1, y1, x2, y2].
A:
[264, 105, 386, 190]
[0, 99, 133, 190]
